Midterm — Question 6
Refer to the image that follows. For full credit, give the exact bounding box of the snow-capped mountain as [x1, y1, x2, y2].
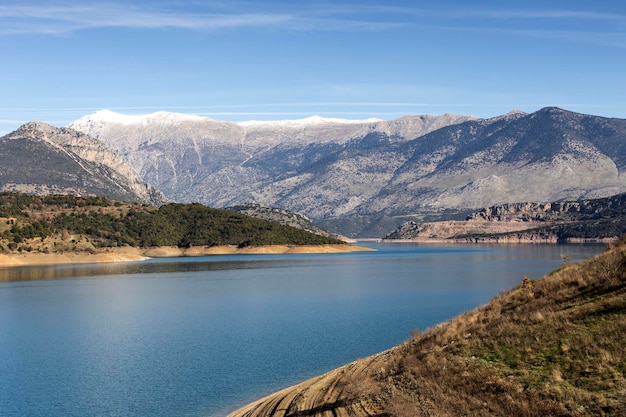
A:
[68, 110, 475, 216]
[68, 107, 626, 237]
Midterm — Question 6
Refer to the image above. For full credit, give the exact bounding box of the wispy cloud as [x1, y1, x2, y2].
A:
[396, 7, 626, 48]
[0, 2, 405, 35]
[319, 4, 626, 47]
[1, 2, 625, 40]
[469, 9, 624, 21]
[0, 3, 294, 35]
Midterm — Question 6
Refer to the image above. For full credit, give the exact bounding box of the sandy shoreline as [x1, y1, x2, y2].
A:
[0, 244, 372, 268]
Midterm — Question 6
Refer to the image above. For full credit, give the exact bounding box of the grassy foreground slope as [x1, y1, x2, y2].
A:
[228, 239, 626, 417]
[0, 193, 343, 254]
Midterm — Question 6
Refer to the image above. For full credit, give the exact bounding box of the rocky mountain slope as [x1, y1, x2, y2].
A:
[68, 111, 474, 213]
[69, 107, 626, 236]
[226, 203, 344, 240]
[227, 239, 626, 416]
[385, 192, 626, 243]
[0, 123, 166, 205]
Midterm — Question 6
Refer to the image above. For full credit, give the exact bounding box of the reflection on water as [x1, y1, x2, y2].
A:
[0, 256, 301, 282]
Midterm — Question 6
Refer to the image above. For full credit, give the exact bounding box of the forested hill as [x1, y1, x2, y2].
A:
[0, 193, 343, 254]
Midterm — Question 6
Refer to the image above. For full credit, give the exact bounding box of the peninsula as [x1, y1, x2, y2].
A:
[0, 193, 365, 268]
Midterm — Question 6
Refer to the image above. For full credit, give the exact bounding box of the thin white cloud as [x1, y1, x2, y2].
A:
[436, 24, 626, 49]
[304, 4, 626, 47]
[0, 4, 293, 34]
[472, 9, 624, 21]
[0, 2, 404, 35]
[358, 5, 626, 23]
[0, 2, 624, 38]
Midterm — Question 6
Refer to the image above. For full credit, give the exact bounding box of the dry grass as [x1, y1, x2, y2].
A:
[227, 239, 626, 417]
[379, 238, 626, 416]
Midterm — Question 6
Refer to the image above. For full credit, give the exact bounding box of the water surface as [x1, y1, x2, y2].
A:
[0, 242, 604, 416]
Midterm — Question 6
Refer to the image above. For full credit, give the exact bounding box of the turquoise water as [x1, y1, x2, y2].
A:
[0, 243, 603, 416]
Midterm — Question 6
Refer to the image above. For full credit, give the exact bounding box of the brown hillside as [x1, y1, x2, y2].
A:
[227, 239, 626, 417]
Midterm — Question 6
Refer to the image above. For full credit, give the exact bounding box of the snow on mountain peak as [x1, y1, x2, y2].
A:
[72, 110, 212, 128]
[238, 115, 383, 130]
[71, 110, 385, 132]
[88, 110, 143, 125]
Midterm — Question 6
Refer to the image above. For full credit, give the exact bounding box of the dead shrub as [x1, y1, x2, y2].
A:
[594, 249, 626, 287]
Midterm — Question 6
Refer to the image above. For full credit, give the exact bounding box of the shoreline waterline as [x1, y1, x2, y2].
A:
[0, 244, 372, 268]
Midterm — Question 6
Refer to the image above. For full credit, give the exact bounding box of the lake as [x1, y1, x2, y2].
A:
[0, 242, 604, 417]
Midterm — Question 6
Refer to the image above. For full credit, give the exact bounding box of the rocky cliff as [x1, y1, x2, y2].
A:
[385, 192, 626, 242]
[0, 122, 167, 205]
[383, 219, 542, 242]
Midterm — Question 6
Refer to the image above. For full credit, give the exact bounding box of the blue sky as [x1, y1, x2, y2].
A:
[1, 0, 626, 134]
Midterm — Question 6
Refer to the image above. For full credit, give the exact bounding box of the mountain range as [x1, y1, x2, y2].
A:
[67, 107, 626, 237]
[67, 110, 475, 233]
[2, 107, 625, 237]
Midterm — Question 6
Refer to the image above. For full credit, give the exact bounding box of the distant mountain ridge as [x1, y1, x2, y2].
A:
[68, 107, 626, 236]
[0, 122, 166, 205]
